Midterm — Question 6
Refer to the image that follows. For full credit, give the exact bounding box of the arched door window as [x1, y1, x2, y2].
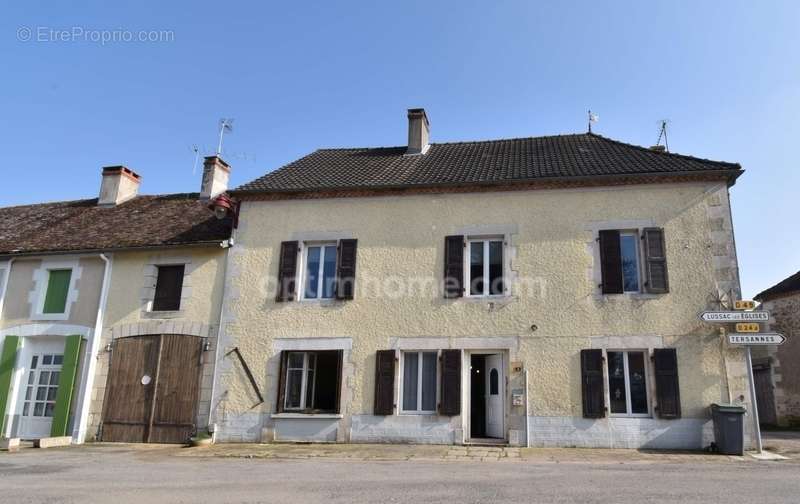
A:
[490, 368, 499, 395]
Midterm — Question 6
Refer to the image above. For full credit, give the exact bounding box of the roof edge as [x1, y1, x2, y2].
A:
[0, 240, 226, 259]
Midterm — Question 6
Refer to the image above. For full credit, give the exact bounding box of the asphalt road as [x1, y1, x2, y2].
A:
[1, 445, 798, 503]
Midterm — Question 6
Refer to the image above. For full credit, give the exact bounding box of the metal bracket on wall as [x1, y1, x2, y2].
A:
[225, 347, 265, 407]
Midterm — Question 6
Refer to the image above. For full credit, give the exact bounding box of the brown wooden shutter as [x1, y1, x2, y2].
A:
[653, 348, 681, 418]
[643, 228, 669, 294]
[598, 230, 623, 294]
[275, 351, 288, 413]
[439, 349, 461, 416]
[334, 350, 344, 413]
[335, 239, 358, 300]
[581, 349, 605, 418]
[152, 265, 185, 311]
[444, 235, 464, 298]
[275, 241, 299, 302]
[374, 350, 395, 415]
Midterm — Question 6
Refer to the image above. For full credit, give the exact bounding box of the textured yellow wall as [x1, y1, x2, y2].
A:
[219, 181, 748, 421]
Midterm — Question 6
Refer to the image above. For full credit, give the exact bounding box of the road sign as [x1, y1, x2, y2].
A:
[735, 323, 760, 333]
[700, 311, 769, 322]
[734, 300, 756, 310]
[728, 333, 786, 345]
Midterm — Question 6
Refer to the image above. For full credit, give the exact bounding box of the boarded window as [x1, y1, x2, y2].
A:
[581, 349, 605, 418]
[152, 265, 185, 312]
[653, 348, 681, 418]
[42, 269, 72, 314]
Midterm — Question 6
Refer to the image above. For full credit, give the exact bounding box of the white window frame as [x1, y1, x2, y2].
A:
[399, 350, 439, 415]
[283, 351, 317, 411]
[464, 237, 506, 298]
[607, 349, 651, 418]
[298, 242, 338, 301]
[619, 231, 643, 294]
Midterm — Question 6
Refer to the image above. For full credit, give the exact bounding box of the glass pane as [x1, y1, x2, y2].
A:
[44, 402, 55, 418]
[304, 247, 321, 299]
[470, 242, 484, 295]
[321, 245, 337, 299]
[628, 352, 648, 414]
[50, 371, 60, 385]
[53, 355, 63, 365]
[620, 234, 640, 292]
[305, 370, 315, 409]
[490, 369, 499, 395]
[39, 371, 50, 385]
[402, 353, 419, 411]
[47, 387, 58, 401]
[22, 402, 29, 416]
[43, 355, 52, 365]
[421, 352, 437, 411]
[489, 241, 504, 295]
[34, 402, 44, 416]
[28, 371, 35, 385]
[36, 387, 46, 401]
[285, 369, 304, 409]
[608, 352, 627, 414]
[288, 352, 304, 369]
[30, 356, 38, 369]
[25, 387, 31, 400]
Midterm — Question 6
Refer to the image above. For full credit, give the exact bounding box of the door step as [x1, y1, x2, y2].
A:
[464, 438, 508, 447]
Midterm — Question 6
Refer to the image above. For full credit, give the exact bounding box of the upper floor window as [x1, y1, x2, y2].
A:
[302, 243, 338, 300]
[42, 269, 72, 314]
[598, 228, 669, 295]
[467, 238, 504, 297]
[275, 239, 358, 302]
[152, 265, 185, 311]
[619, 232, 640, 293]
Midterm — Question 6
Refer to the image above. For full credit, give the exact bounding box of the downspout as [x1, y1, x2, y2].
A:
[72, 253, 112, 443]
[208, 234, 234, 441]
[524, 368, 530, 448]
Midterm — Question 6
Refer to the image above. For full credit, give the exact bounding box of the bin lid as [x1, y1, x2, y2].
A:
[711, 403, 746, 413]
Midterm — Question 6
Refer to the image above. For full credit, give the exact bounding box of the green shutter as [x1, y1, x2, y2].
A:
[0, 335, 20, 433]
[50, 335, 82, 437]
[43, 269, 72, 314]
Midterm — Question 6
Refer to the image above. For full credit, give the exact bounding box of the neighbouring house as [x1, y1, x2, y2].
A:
[0, 158, 232, 444]
[752, 270, 800, 427]
[209, 108, 754, 449]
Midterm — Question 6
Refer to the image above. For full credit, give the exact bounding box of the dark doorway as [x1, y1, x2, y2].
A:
[470, 355, 486, 438]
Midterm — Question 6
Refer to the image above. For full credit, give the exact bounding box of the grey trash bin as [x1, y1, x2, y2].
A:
[710, 403, 746, 455]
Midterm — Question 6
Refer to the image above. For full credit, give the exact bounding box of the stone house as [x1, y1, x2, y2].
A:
[209, 108, 754, 449]
[752, 271, 800, 426]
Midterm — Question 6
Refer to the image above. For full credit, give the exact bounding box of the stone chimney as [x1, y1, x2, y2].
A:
[98, 166, 141, 206]
[200, 156, 230, 200]
[406, 108, 430, 155]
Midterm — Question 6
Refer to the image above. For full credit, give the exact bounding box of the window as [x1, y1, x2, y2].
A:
[21, 354, 62, 418]
[280, 350, 341, 413]
[619, 232, 641, 293]
[466, 238, 504, 296]
[152, 265, 185, 311]
[607, 351, 649, 416]
[42, 269, 72, 314]
[302, 243, 337, 300]
[401, 351, 437, 414]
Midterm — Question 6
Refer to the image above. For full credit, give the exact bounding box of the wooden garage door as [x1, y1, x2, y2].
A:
[101, 334, 203, 443]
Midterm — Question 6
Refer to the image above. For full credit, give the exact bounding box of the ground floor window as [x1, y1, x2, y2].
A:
[400, 351, 437, 414]
[279, 350, 342, 414]
[607, 350, 649, 416]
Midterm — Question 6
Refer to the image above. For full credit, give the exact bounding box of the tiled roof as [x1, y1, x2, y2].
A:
[235, 133, 742, 194]
[0, 193, 232, 256]
[755, 270, 800, 302]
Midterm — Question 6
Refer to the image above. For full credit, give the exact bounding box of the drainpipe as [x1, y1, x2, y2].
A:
[72, 253, 113, 443]
[208, 235, 234, 442]
[524, 368, 530, 448]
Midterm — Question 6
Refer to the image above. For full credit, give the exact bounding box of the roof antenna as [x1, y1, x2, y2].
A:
[217, 118, 234, 156]
[655, 119, 669, 152]
[191, 145, 200, 175]
[588, 110, 599, 133]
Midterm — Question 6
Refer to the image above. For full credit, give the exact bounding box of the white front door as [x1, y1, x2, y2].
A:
[17, 350, 64, 439]
[485, 354, 504, 439]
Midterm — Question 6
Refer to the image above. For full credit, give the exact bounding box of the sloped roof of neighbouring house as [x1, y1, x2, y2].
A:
[755, 270, 800, 302]
[234, 133, 742, 195]
[0, 193, 232, 256]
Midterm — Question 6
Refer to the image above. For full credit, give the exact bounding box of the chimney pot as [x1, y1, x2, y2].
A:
[200, 156, 230, 199]
[406, 108, 430, 155]
[98, 166, 141, 206]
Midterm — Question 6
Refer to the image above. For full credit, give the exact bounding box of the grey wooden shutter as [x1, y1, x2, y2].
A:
[334, 350, 344, 413]
[444, 235, 464, 298]
[374, 350, 395, 415]
[275, 351, 288, 413]
[653, 348, 681, 418]
[439, 349, 461, 416]
[581, 349, 605, 418]
[643, 228, 669, 294]
[598, 230, 623, 294]
[275, 241, 299, 302]
[335, 239, 358, 300]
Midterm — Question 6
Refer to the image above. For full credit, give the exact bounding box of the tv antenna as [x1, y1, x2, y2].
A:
[588, 110, 599, 133]
[191, 145, 200, 174]
[217, 118, 234, 156]
[655, 119, 669, 152]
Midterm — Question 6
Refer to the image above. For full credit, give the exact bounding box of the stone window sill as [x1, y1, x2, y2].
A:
[271, 413, 343, 419]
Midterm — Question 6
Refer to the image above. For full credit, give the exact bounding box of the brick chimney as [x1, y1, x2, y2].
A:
[406, 108, 430, 155]
[200, 156, 230, 200]
[98, 166, 141, 206]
